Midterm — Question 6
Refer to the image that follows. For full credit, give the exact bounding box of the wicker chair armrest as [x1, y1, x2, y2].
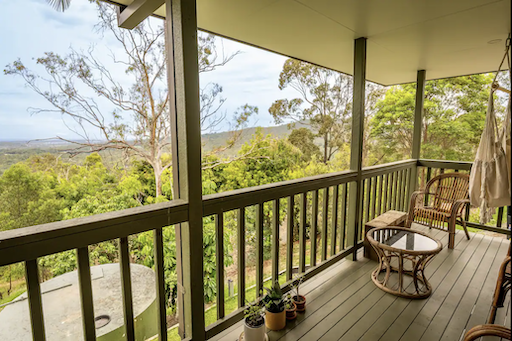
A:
[463, 324, 511, 341]
[452, 199, 470, 216]
[409, 191, 429, 209]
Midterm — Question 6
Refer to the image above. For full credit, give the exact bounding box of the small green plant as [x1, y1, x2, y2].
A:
[262, 280, 284, 313]
[244, 301, 264, 327]
[291, 275, 304, 298]
[284, 294, 294, 310]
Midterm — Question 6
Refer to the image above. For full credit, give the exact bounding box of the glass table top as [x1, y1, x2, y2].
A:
[372, 229, 439, 252]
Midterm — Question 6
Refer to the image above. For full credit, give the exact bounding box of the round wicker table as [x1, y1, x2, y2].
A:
[367, 226, 442, 299]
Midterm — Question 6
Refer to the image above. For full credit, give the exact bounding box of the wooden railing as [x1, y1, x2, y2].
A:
[418, 159, 510, 235]
[202, 159, 416, 337]
[0, 158, 508, 341]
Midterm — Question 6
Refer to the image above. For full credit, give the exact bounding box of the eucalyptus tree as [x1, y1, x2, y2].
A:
[269, 59, 353, 163]
[6, 1, 255, 197]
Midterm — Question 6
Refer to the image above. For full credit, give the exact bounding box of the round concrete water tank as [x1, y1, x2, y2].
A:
[0, 263, 158, 340]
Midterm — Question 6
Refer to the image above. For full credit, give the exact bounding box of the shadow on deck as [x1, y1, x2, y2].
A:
[212, 225, 511, 341]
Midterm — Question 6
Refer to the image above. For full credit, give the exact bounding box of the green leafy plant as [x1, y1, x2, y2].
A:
[244, 301, 264, 327]
[262, 280, 285, 313]
[284, 294, 294, 310]
[291, 274, 304, 298]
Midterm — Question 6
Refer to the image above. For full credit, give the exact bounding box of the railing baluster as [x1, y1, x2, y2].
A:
[358, 180, 365, 241]
[119, 237, 135, 341]
[299, 193, 307, 273]
[321, 188, 329, 261]
[215, 213, 225, 319]
[395, 171, 401, 210]
[25, 259, 45, 341]
[390, 172, 396, 210]
[77, 247, 96, 341]
[237, 208, 245, 308]
[398, 170, 405, 211]
[256, 204, 264, 296]
[310, 190, 318, 267]
[404, 168, 411, 211]
[377, 175, 384, 215]
[425, 167, 432, 206]
[383, 173, 389, 212]
[365, 178, 371, 223]
[272, 200, 280, 283]
[371, 176, 377, 220]
[286, 196, 294, 281]
[497, 207, 504, 228]
[331, 185, 339, 256]
[339, 184, 348, 250]
[153, 227, 167, 341]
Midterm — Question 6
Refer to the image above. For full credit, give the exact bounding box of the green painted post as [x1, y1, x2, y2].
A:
[347, 37, 367, 261]
[165, 0, 205, 339]
[409, 70, 426, 201]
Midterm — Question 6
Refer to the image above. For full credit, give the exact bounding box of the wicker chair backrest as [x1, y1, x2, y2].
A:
[425, 173, 470, 213]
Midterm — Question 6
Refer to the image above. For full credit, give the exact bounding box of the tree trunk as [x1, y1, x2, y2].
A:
[323, 134, 328, 164]
[153, 163, 162, 197]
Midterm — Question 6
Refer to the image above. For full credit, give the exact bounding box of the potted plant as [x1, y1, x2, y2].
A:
[284, 294, 297, 320]
[262, 280, 286, 331]
[243, 301, 266, 341]
[291, 275, 306, 312]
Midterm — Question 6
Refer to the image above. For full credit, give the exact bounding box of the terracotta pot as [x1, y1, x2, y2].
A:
[292, 295, 306, 312]
[285, 302, 297, 320]
[265, 309, 286, 331]
[244, 317, 266, 341]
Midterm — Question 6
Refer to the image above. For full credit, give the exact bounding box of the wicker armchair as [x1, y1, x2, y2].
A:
[488, 243, 511, 324]
[406, 173, 470, 249]
[463, 324, 511, 340]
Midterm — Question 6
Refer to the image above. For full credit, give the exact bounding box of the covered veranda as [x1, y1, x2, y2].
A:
[0, 0, 510, 340]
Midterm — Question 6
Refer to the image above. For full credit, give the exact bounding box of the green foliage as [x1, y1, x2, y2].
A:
[269, 59, 353, 163]
[262, 280, 284, 313]
[369, 74, 496, 163]
[244, 300, 265, 327]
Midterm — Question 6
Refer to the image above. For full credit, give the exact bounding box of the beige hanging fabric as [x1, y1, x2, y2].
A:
[469, 43, 511, 224]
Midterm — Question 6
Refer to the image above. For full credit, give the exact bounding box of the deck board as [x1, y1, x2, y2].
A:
[209, 226, 510, 341]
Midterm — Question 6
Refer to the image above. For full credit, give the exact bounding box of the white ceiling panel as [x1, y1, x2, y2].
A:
[107, 0, 512, 85]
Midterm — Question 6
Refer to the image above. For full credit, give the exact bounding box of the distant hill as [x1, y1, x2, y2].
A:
[0, 122, 311, 173]
[202, 121, 310, 157]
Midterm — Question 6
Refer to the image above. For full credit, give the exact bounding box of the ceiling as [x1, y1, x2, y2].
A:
[110, 0, 511, 85]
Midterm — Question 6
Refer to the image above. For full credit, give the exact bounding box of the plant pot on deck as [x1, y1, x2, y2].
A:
[292, 295, 306, 312]
[286, 302, 297, 320]
[265, 309, 286, 331]
[244, 316, 266, 341]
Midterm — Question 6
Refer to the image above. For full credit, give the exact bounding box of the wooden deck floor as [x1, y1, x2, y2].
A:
[211, 225, 511, 341]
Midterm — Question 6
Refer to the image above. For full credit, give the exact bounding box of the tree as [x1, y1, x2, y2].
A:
[288, 128, 321, 162]
[369, 74, 496, 164]
[5, 2, 255, 197]
[269, 59, 353, 163]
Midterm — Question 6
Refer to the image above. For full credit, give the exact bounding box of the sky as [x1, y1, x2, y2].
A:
[0, 0, 297, 141]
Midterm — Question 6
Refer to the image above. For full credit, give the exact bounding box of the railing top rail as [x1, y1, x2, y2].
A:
[361, 159, 416, 178]
[418, 159, 473, 171]
[203, 159, 416, 215]
[0, 200, 188, 266]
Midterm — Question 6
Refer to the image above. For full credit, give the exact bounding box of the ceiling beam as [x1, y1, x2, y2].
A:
[117, 0, 165, 29]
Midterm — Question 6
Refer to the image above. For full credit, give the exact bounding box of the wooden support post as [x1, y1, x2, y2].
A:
[25, 259, 45, 341]
[347, 37, 367, 261]
[119, 238, 135, 341]
[237, 208, 246, 307]
[410, 70, 426, 199]
[271, 200, 280, 283]
[165, 0, 205, 339]
[215, 213, 225, 319]
[77, 247, 96, 341]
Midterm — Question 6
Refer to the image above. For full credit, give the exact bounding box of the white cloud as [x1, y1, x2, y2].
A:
[0, 0, 296, 141]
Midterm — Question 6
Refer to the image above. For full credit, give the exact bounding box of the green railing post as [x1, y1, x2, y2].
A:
[410, 70, 426, 201]
[347, 37, 367, 261]
[165, 0, 205, 339]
